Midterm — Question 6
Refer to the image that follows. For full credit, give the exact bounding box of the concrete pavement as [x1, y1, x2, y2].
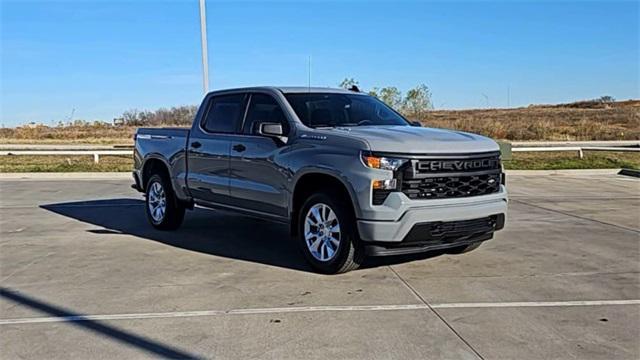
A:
[0, 173, 638, 359]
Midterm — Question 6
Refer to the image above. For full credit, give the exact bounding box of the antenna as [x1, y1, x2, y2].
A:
[481, 93, 490, 108]
[307, 55, 312, 91]
[67, 108, 76, 123]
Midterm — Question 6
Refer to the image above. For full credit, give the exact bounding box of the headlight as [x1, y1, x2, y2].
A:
[361, 153, 408, 171]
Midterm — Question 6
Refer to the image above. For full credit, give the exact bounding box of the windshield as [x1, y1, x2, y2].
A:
[284, 93, 410, 128]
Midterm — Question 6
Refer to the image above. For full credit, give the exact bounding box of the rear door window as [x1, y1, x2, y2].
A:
[202, 94, 246, 133]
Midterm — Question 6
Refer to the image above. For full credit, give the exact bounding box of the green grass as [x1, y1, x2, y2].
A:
[504, 151, 640, 170]
[0, 151, 638, 172]
[0, 155, 133, 172]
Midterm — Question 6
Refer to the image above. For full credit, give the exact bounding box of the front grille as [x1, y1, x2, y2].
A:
[403, 216, 497, 244]
[402, 173, 500, 200]
[367, 152, 503, 206]
[399, 152, 502, 201]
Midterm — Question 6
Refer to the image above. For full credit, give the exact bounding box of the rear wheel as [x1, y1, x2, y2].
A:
[145, 174, 185, 230]
[297, 192, 364, 274]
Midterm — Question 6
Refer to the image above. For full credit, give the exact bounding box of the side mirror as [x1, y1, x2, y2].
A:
[258, 122, 284, 136]
[411, 121, 422, 127]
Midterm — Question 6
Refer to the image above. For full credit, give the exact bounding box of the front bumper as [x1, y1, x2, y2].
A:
[357, 186, 508, 244]
[365, 233, 494, 256]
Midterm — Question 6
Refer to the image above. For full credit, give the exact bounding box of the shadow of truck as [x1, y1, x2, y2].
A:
[41, 198, 443, 273]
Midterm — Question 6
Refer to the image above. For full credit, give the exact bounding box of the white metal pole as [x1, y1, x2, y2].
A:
[199, 0, 209, 94]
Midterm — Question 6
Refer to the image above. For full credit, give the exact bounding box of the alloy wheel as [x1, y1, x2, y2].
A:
[148, 181, 166, 223]
[304, 203, 341, 262]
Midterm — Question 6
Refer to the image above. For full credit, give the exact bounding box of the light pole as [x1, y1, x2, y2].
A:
[199, 0, 209, 94]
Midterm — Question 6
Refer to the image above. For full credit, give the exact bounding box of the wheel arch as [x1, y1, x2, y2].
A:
[290, 170, 360, 236]
[141, 155, 172, 190]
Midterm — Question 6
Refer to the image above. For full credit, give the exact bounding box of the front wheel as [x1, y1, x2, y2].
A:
[145, 174, 185, 230]
[297, 192, 364, 274]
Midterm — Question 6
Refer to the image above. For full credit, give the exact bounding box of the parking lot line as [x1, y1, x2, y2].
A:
[1, 300, 638, 326]
[431, 299, 640, 308]
[512, 199, 640, 234]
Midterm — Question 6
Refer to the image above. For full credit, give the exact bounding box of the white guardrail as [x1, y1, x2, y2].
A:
[0, 141, 638, 163]
[0, 150, 132, 163]
[512, 146, 639, 159]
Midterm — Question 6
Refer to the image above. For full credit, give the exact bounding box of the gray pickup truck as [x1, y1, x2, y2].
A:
[133, 87, 507, 273]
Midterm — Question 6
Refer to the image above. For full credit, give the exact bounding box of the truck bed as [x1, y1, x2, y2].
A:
[135, 127, 190, 161]
[134, 127, 191, 191]
[136, 127, 190, 138]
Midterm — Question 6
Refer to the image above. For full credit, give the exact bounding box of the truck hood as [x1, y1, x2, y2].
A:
[329, 126, 500, 154]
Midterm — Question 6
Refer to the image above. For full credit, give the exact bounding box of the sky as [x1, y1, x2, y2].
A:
[1, 0, 638, 127]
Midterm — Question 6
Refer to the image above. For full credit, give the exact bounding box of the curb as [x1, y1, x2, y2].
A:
[0, 172, 131, 180]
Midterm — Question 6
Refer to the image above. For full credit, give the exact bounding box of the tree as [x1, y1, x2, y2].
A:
[368, 87, 380, 98]
[120, 105, 197, 126]
[403, 84, 433, 119]
[598, 95, 615, 103]
[339, 78, 359, 89]
[379, 87, 402, 111]
[122, 109, 143, 126]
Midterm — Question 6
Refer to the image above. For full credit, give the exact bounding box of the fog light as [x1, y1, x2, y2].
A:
[372, 179, 397, 190]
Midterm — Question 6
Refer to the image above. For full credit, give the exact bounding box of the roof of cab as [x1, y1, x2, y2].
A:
[276, 86, 361, 94]
[206, 86, 365, 96]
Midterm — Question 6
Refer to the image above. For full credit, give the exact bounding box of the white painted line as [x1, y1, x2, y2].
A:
[431, 299, 640, 309]
[0, 202, 141, 209]
[1, 300, 639, 325]
[0, 304, 429, 325]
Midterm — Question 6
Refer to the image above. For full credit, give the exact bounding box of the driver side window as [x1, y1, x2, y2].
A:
[242, 94, 290, 135]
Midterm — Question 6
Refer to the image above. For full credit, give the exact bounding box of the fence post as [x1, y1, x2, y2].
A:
[497, 141, 512, 161]
[578, 148, 584, 159]
[93, 153, 100, 164]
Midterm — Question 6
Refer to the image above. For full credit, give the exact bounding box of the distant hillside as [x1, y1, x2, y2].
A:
[531, 99, 640, 109]
[1, 99, 638, 143]
[419, 99, 639, 141]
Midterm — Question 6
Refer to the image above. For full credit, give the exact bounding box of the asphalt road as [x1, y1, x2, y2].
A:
[1, 173, 639, 359]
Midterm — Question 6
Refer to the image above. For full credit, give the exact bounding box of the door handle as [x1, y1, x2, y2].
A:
[191, 141, 202, 149]
[232, 144, 246, 152]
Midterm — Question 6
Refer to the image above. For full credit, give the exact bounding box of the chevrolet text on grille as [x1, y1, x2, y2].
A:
[418, 159, 499, 171]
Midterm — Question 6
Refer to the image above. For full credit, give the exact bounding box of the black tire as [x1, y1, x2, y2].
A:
[297, 191, 365, 274]
[447, 242, 482, 254]
[145, 174, 185, 230]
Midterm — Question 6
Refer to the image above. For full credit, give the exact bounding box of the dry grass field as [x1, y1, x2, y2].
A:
[420, 100, 639, 141]
[0, 125, 135, 145]
[1, 100, 638, 145]
[0, 100, 638, 172]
